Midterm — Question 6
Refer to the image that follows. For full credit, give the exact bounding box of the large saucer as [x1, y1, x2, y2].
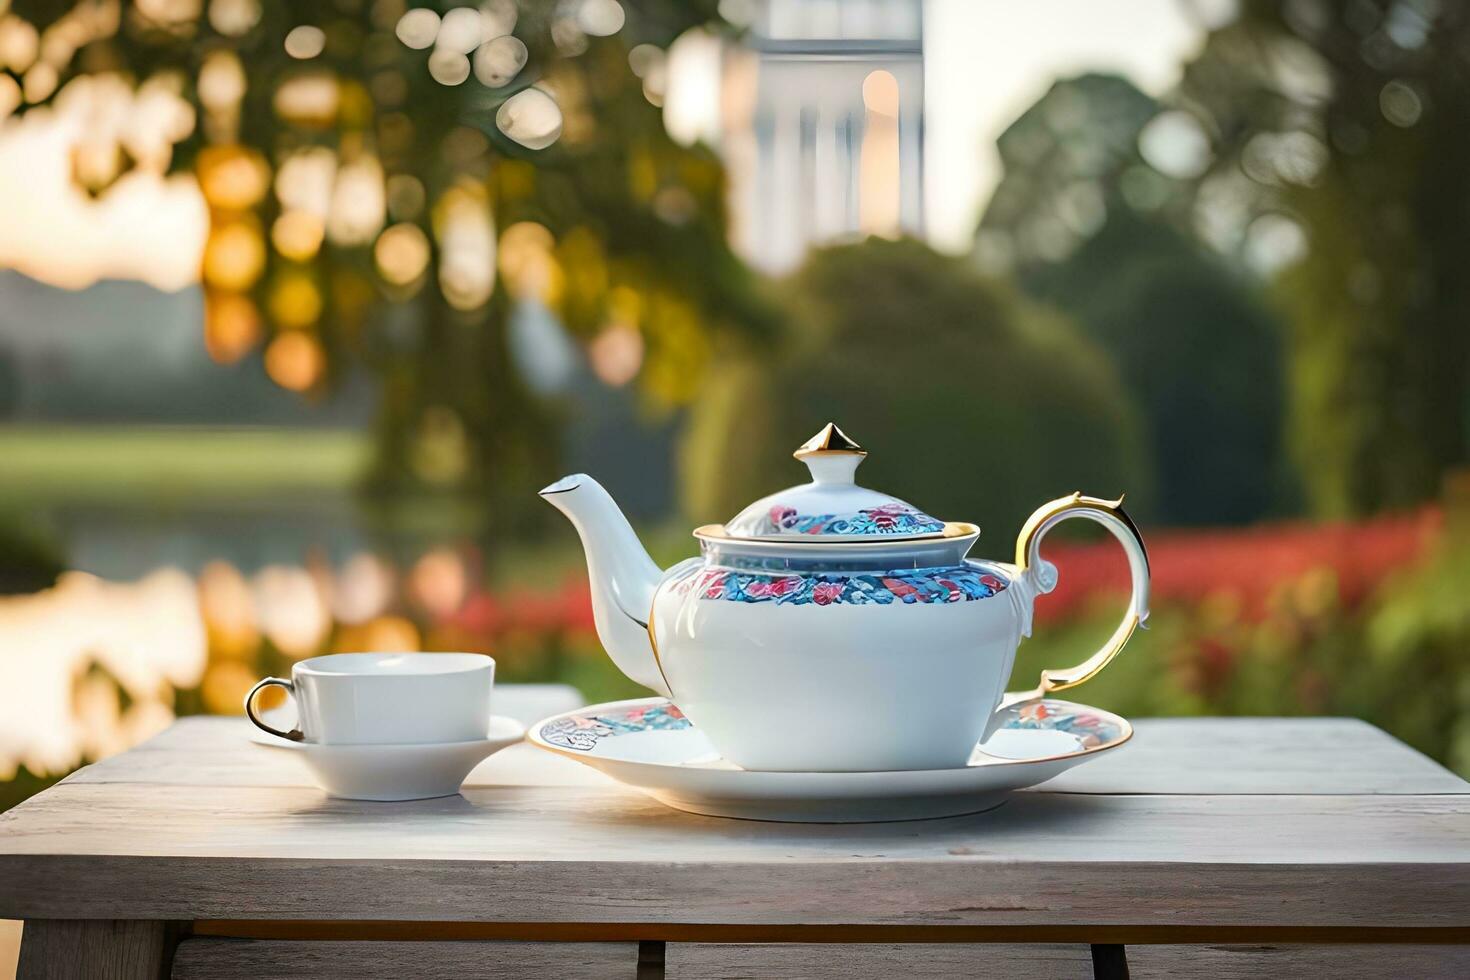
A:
[527, 697, 1131, 823]
[251, 715, 525, 801]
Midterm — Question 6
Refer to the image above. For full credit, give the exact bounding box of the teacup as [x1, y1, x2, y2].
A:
[244, 652, 494, 745]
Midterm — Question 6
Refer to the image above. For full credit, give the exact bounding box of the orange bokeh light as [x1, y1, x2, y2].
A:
[263, 331, 325, 392]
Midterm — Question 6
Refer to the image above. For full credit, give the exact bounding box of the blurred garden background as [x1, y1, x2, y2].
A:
[2, 0, 1469, 831]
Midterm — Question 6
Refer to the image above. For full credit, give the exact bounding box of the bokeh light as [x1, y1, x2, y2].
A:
[327, 154, 387, 245]
[496, 87, 563, 150]
[283, 24, 326, 60]
[0, 15, 40, 74]
[473, 34, 527, 87]
[334, 616, 421, 654]
[374, 221, 432, 286]
[498, 221, 559, 301]
[197, 49, 247, 111]
[267, 271, 324, 329]
[330, 553, 395, 625]
[271, 209, 325, 262]
[207, 0, 261, 37]
[202, 217, 266, 291]
[251, 564, 330, 656]
[479, 0, 518, 38]
[263, 330, 326, 393]
[275, 146, 335, 216]
[435, 181, 495, 310]
[578, 0, 626, 37]
[203, 289, 262, 363]
[410, 547, 468, 616]
[197, 144, 270, 210]
[197, 560, 259, 659]
[394, 8, 439, 49]
[273, 71, 339, 124]
[589, 323, 643, 386]
[436, 7, 484, 54]
[428, 48, 471, 86]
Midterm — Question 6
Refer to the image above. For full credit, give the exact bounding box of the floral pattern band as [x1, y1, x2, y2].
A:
[682, 566, 1008, 606]
[761, 503, 946, 537]
[539, 703, 691, 751]
[538, 700, 1125, 753]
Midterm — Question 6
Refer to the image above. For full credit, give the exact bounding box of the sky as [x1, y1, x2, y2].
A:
[923, 0, 1210, 251]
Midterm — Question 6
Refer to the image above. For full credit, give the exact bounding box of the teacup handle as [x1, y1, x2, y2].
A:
[244, 677, 304, 742]
[1001, 492, 1150, 712]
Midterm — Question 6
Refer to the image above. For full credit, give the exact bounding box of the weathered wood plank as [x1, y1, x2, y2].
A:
[4, 717, 1467, 933]
[1048, 717, 1468, 795]
[1, 856, 1466, 931]
[169, 938, 636, 979]
[5, 780, 1466, 865]
[58, 716, 1470, 796]
[666, 942, 1092, 978]
[1127, 943, 1470, 978]
[2, 780, 1467, 927]
[16, 919, 175, 980]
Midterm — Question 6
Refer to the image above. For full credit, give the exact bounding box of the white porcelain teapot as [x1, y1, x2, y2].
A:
[541, 423, 1149, 772]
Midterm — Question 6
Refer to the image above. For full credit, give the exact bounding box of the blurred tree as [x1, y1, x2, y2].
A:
[0, 518, 63, 594]
[1174, 0, 1470, 517]
[1, 0, 771, 527]
[680, 237, 1149, 555]
[976, 74, 1288, 526]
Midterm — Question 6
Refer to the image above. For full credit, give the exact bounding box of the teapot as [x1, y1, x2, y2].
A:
[541, 423, 1149, 772]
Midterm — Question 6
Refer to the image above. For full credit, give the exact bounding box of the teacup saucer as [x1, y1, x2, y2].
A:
[251, 715, 525, 801]
[527, 697, 1131, 822]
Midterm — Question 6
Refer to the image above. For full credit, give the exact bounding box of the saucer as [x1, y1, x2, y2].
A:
[252, 715, 525, 801]
[527, 697, 1131, 822]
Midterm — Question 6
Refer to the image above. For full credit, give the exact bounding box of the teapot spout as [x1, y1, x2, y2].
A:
[539, 475, 671, 696]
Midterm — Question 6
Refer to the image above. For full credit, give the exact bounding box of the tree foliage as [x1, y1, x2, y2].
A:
[976, 73, 1287, 526]
[680, 237, 1148, 554]
[2, 0, 771, 525]
[1175, 0, 1470, 516]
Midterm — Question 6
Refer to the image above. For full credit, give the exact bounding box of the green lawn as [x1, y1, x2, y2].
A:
[0, 426, 373, 505]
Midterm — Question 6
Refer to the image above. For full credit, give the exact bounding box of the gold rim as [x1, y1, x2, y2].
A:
[646, 605, 675, 700]
[694, 521, 978, 545]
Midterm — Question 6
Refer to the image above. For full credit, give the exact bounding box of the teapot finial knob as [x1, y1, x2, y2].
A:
[793, 422, 866, 460]
[793, 423, 866, 485]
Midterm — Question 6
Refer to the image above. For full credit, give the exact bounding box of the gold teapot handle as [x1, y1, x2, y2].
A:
[1005, 493, 1150, 705]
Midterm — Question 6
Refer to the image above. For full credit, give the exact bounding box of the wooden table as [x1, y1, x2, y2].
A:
[2, 708, 1468, 979]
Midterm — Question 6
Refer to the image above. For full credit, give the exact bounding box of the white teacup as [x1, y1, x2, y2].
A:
[244, 653, 494, 745]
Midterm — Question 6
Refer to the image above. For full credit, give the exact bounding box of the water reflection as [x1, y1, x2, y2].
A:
[0, 544, 605, 785]
[0, 569, 203, 778]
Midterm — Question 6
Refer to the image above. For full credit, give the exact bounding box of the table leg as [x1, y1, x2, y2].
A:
[1090, 943, 1130, 979]
[16, 919, 178, 980]
[637, 940, 666, 980]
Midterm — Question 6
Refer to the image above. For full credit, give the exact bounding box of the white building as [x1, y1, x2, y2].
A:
[670, 0, 925, 273]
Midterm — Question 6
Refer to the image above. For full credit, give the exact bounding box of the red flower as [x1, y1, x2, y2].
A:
[813, 582, 843, 605]
[882, 577, 918, 598]
[766, 576, 801, 596]
[768, 505, 797, 529]
[702, 572, 729, 599]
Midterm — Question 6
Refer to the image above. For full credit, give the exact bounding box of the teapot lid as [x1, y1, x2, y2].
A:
[717, 423, 950, 542]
